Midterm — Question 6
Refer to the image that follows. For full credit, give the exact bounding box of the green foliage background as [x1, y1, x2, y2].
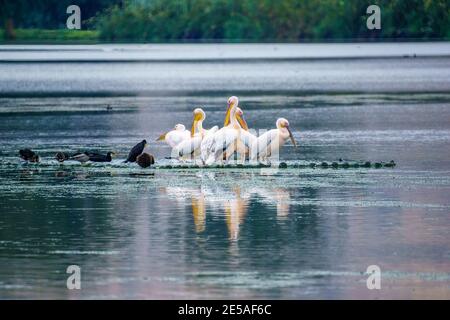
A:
[1, 0, 449, 42]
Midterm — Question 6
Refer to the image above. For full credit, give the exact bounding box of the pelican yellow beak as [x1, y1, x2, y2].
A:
[224, 102, 233, 127]
[286, 126, 297, 147]
[191, 112, 203, 137]
[156, 132, 167, 141]
[237, 113, 248, 131]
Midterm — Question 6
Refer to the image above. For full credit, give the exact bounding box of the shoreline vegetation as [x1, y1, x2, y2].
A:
[0, 0, 449, 44]
[2, 29, 450, 44]
[0, 29, 99, 43]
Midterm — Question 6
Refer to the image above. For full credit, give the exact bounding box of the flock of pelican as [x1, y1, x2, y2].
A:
[157, 96, 297, 164]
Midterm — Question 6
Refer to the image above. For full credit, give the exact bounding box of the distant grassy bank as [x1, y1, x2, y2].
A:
[1, 29, 448, 44]
[0, 29, 99, 43]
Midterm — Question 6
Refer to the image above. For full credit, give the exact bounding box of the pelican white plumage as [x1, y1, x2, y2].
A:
[251, 118, 297, 162]
[176, 108, 218, 161]
[156, 123, 190, 148]
[204, 96, 253, 165]
[191, 108, 219, 138]
[221, 98, 257, 163]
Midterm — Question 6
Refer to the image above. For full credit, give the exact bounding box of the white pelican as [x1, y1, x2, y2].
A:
[190, 108, 219, 138]
[156, 124, 190, 148]
[204, 96, 253, 165]
[251, 118, 297, 162]
[222, 102, 257, 162]
[175, 108, 218, 161]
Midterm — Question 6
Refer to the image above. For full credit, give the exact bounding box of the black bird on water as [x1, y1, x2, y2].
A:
[56, 151, 115, 163]
[69, 152, 90, 163]
[137, 153, 155, 168]
[19, 149, 40, 162]
[125, 140, 147, 163]
[86, 151, 115, 162]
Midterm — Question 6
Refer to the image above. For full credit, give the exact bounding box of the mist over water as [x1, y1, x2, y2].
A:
[0, 44, 449, 299]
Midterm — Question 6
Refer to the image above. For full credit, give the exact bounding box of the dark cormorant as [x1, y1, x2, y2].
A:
[137, 153, 155, 168]
[87, 152, 115, 162]
[125, 140, 147, 163]
[19, 149, 40, 162]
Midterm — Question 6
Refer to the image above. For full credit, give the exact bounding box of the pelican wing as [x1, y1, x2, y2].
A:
[165, 130, 190, 148]
[176, 136, 203, 159]
[200, 126, 219, 163]
[239, 129, 257, 159]
[253, 129, 279, 160]
[205, 128, 239, 165]
[204, 125, 219, 136]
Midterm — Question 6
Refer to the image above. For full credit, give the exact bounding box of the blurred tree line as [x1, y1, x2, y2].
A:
[1, 0, 449, 41]
[0, 0, 119, 39]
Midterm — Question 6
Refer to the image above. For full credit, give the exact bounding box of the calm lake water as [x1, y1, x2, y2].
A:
[0, 44, 449, 299]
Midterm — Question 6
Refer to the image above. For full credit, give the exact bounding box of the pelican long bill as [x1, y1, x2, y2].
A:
[223, 103, 232, 127]
[156, 132, 167, 141]
[191, 112, 203, 137]
[287, 126, 297, 147]
[237, 113, 248, 131]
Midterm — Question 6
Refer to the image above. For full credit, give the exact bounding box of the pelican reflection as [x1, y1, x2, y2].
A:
[161, 174, 291, 240]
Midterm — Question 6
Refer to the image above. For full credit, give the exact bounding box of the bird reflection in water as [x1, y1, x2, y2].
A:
[191, 195, 206, 233]
[162, 173, 291, 241]
[224, 187, 248, 241]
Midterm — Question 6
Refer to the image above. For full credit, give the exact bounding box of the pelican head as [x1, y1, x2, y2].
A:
[236, 107, 248, 130]
[175, 124, 186, 131]
[227, 96, 239, 107]
[191, 108, 206, 136]
[224, 96, 239, 126]
[277, 118, 297, 147]
[193, 107, 206, 120]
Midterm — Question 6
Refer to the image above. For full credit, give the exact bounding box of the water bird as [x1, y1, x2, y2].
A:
[251, 118, 296, 162]
[125, 139, 147, 163]
[70, 152, 90, 163]
[19, 149, 40, 162]
[204, 97, 253, 165]
[176, 108, 218, 161]
[86, 151, 115, 162]
[156, 124, 190, 148]
[55, 152, 70, 162]
[137, 152, 155, 168]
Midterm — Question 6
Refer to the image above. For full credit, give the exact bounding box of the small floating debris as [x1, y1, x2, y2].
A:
[5, 157, 397, 170]
[129, 172, 155, 177]
[279, 162, 287, 169]
[384, 160, 396, 168]
[154, 160, 396, 170]
[363, 161, 371, 168]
